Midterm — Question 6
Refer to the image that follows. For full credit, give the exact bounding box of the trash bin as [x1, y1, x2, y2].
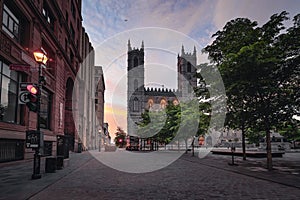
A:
[45, 157, 57, 173]
[56, 156, 64, 170]
[78, 143, 82, 153]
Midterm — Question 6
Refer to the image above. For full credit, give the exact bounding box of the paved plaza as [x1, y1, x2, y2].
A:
[0, 149, 300, 200]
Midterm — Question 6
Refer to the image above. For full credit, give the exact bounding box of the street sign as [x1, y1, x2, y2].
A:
[26, 130, 43, 149]
[19, 83, 38, 104]
[19, 91, 30, 104]
[10, 64, 30, 71]
[9, 64, 38, 72]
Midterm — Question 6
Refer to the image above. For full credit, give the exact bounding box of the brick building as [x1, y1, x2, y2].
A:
[0, 0, 102, 162]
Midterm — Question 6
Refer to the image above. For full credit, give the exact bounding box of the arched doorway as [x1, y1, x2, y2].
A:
[64, 78, 75, 151]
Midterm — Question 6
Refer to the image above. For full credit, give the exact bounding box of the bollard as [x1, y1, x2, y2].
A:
[45, 157, 57, 173]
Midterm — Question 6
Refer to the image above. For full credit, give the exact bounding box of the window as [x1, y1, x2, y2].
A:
[2, 2, 29, 46]
[2, 4, 19, 40]
[70, 50, 74, 63]
[173, 99, 179, 106]
[0, 59, 21, 123]
[134, 79, 138, 91]
[42, 2, 54, 30]
[40, 89, 52, 130]
[187, 62, 192, 72]
[147, 99, 154, 109]
[65, 38, 68, 52]
[160, 99, 167, 109]
[71, 1, 76, 18]
[133, 97, 139, 112]
[188, 85, 192, 94]
[133, 57, 138, 67]
[70, 24, 75, 40]
[65, 11, 68, 23]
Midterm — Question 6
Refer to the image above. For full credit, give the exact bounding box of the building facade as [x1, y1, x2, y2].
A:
[0, 0, 99, 162]
[94, 66, 106, 148]
[127, 40, 197, 135]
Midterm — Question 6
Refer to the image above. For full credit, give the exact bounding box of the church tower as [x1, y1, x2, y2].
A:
[127, 40, 145, 135]
[177, 45, 197, 98]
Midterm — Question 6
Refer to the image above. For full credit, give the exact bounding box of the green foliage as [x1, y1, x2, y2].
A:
[203, 11, 300, 169]
[136, 99, 210, 146]
[114, 127, 126, 148]
[203, 11, 299, 139]
[136, 103, 180, 144]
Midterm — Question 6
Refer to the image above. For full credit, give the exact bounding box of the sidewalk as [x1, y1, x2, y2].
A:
[1, 149, 299, 200]
[182, 150, 300, 189]
[0, 151, 93, 200]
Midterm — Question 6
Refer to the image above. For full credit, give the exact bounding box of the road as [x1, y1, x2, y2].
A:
[1, 150, 300, 200]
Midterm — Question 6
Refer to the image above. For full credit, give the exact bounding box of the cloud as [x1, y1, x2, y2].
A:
[213, 0, 300, 29]
[82, 0, 299, 134]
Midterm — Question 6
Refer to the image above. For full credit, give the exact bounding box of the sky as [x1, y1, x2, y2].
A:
[81, 0, 299, 136]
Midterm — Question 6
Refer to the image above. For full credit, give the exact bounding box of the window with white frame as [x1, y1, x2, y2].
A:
[133, 97, 139, 112]
[0, 59, 21, 123]
[2, 4, 19, 40]
[40, 89, 52, 130]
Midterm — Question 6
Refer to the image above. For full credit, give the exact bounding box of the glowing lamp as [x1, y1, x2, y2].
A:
[33, 48, 48, 65]
[27, 85, 38, 94]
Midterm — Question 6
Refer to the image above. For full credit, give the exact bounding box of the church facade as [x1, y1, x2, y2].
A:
[127, 40, 197, 135]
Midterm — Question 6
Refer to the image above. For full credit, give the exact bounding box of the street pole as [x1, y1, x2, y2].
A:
[31, 48, 47, 179]
[192, 136, 195, 157]
[32, 63, 42, 180]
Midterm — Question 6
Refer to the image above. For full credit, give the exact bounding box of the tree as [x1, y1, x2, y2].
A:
[203, 11, 299, 170]
[114, 127, 127, 148]
[136, 103, 179, 145]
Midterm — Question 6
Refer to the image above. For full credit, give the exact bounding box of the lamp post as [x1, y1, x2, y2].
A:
[31, 48, 48, 179]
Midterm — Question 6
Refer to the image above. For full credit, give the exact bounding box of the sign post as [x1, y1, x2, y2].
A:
[26, 130, 43, 179]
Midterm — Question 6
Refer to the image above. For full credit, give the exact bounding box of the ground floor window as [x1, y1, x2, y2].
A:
[0, 139, 24, 162]
[40, 89, 52, 129]
[0, 59, 22, 123]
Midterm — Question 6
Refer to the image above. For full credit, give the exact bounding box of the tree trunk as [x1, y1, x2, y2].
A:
[242, 125, 246, 160]
[266, 128, 273, 170]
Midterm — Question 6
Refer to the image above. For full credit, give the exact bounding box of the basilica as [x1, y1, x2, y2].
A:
[127, 40, 197, 135]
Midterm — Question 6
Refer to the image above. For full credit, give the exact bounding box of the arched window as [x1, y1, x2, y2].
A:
[147, 99, 154, 109]
[187, 62, 191, 72]
[188, 84, 192, 94]
[160, 99, 167, 109]
[134, 57, 138, 67]
[133, 97, 139, 112]
[173, 99, 179, 106]
[134, 79, 138, 91]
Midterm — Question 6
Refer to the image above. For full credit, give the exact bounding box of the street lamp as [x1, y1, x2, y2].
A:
[31, 48, 48, 179]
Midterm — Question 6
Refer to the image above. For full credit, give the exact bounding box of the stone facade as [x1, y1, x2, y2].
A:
[94, 66, 106, 148]
[0, 0, 98, 162]
[127, 40, 197, 135]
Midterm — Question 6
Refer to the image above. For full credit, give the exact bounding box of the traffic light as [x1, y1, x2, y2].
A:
[26, 84, 38, 112]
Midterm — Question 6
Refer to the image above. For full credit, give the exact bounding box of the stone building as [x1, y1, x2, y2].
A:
[0, 0, 99, 162]
[127, 40, 197, 135]
[94, 66, 106, 148]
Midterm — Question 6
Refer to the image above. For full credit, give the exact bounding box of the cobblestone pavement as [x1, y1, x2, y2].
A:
[1, 150, 300, 200]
